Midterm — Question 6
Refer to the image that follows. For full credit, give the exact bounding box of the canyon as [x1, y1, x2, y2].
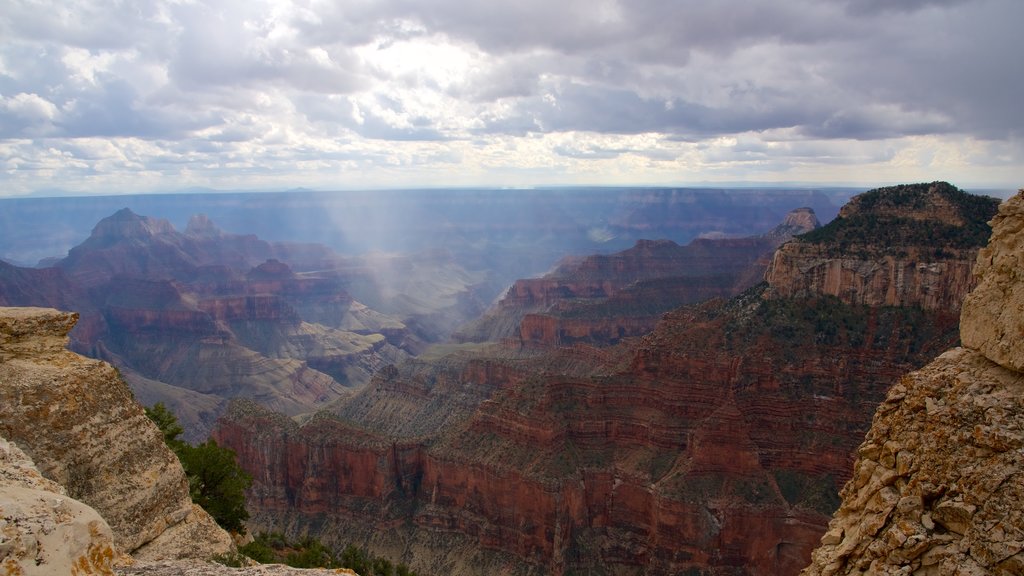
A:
[456, 207, 820, 346]
[0, 188, 846, 442]
[0, 208, 486, 440]
[3, 182, 1018, 575]
[214, 182, 1001, 575]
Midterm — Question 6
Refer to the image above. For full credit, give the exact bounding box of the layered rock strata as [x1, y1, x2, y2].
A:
[766, 182, 994, 310]
[802, 190, 1024, 575]
[0, 306, 233, 560]
[217, 183, 997, 575]
[459, 207, 820, 346]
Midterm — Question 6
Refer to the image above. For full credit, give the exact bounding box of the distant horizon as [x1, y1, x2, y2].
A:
[6, 181, 1019, 203]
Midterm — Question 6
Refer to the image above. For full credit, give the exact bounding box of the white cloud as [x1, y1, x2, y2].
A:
[0, 0, 1021, 195]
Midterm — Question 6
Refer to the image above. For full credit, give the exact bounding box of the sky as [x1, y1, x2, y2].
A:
[0, 0, 1022, 197]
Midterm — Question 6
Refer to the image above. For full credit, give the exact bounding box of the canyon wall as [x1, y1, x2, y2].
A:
[217, 183, 999, 575]
[765, 183, 994, 309]
[460, 207, 820, 346]
[801, 190, 1024, 575]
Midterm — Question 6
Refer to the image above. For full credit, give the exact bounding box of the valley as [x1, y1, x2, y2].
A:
[0, 183, 1004, 574]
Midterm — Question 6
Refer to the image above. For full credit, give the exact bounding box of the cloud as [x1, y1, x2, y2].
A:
[0, 0, 1021, 195]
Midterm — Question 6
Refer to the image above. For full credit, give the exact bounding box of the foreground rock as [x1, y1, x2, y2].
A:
[1, 435, 123, 575]
[0, 306, 233, 560]
[802, 190, 1024, 575]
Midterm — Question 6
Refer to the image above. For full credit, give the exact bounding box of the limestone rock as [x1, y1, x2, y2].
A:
[0, 306, 233, 560]
[960, 190, 1024, 372]
[132, 504, 235, 562]
[800, 348, 1024, 575]
[1, 435, 124, 575]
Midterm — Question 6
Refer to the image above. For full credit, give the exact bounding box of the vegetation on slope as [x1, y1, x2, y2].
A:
[795, 182, 999, 257]
[238, 532, 420, 575]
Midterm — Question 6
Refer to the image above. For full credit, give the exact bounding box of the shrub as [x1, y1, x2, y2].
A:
[145, 402, 252, 533]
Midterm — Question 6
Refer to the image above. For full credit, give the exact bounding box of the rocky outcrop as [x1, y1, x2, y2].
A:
[0, 307, 233, 560]
[1, 435, 124, 575]
[765, 183, 999, 310]
[960, 191, 1024, 372]
[802, 190, 1024, 576]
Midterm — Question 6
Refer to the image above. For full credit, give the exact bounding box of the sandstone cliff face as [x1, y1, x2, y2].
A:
[960, 191, 1024, 372]
[765, 183, 998, 310]
[801, 190, 1024, 576]
[0, 307, 233, 560]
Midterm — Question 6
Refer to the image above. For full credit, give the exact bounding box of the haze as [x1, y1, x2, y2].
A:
[1, 0, 1022, 197]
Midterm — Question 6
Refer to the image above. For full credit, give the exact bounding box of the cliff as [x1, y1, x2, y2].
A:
[801, 190, 1024, 575]
[765, 182, 996, 309]
[0, 306, 234, 561]
[215, 183, 996, 575]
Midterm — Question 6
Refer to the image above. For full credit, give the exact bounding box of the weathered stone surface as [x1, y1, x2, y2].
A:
[961, 190, 1024, 372]
[801, 348, 1024, 576]
[131, 504, 236, 562]
[1, 435, 125, 575]
[0, 306, 233, 560]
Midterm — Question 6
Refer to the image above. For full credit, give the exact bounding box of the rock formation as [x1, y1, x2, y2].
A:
[1, 435, 124, 575]
[0, 210, 436, 438]
[765, 182, 994, 310]
[801, 190, 1024, 575]
[216, 183, 998, 575]
[457, 207, 820, 346]
[0, 306, 234, 561]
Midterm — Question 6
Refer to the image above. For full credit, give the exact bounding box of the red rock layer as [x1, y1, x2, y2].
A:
[216, 186, 998, 575]
[217, 289, 964, 575]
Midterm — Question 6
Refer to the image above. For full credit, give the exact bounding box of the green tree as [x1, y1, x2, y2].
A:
[145, 403, 252, 533]
[144, 402, 186, 453]
[179, 439, 253, 533]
